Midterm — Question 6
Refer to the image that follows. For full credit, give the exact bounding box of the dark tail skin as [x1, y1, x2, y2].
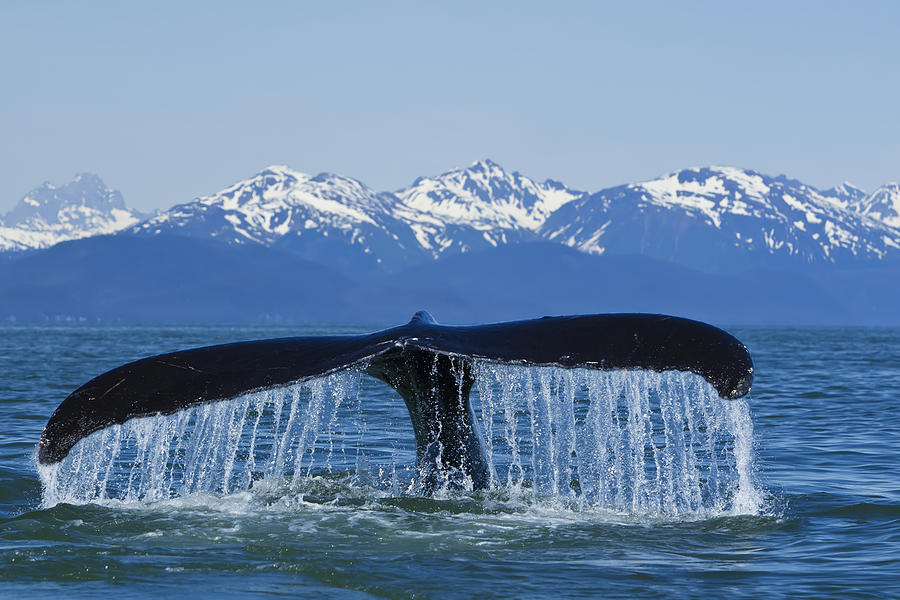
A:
[38, 311, 753, 490]
[364, 343, 489, 490]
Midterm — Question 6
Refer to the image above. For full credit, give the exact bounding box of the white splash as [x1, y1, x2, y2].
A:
[38, 365, 762, 518]
[38, 370, 365, 507]
[472, 365, 762, 517]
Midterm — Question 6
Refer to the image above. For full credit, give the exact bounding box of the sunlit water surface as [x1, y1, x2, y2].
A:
[1, 324, 899, 598]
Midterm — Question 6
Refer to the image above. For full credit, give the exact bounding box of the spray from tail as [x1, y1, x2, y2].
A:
[38, 312, 753, 495]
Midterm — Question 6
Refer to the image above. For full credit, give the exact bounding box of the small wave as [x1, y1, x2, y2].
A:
[29, 472, 779, 529]
[815, 502, 900, 519]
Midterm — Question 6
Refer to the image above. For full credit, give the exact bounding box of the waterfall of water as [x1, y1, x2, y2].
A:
[472, 364, 761, 516]
[38, 363, 761, 516]
[38, 369, 367, 507]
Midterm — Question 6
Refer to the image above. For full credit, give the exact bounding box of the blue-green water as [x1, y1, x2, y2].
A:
[1, 324, 899, 598]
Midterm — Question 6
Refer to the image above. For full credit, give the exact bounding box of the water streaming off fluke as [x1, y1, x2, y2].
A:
[38, 364, 762, 517]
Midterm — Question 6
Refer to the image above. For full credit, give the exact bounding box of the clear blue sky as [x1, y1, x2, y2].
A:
[2, 0, 898, 212]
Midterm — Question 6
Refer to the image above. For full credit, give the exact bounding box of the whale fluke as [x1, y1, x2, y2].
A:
[38, 312, 753, 490]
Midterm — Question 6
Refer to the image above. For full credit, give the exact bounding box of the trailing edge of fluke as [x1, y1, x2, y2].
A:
[38, 312, 753, 490]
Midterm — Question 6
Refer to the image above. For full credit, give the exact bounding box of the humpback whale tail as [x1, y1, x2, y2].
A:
[38, 312, 753, 492]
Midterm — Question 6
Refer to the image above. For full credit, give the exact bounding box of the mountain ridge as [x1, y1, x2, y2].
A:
[4, 161, 900, 277]
[542, 165, 900, 272]
[124, 160, 900, 274]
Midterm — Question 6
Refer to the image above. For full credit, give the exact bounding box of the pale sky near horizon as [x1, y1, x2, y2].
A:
[2, 0, 898, 212]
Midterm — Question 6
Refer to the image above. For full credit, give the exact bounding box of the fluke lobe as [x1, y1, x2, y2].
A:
[38, 312, 753, 490]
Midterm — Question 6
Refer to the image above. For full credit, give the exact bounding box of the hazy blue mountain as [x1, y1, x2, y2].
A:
[3, 235, 898, 325]
[541, 166, 900, 272]
[368, 243, 858, 325]
[0, 173, 142, 252]
[0, 235, 355, 322]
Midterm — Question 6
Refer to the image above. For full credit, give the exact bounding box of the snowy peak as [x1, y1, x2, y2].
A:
[0, 173, 141, 252]
[136, 165, 399, 246]
[542, 165, 900, 269]
[200, 164, 390, 217]
[5, 172, 127, 228]
[856, 183, 900, 228]
[397, 159, 582, 230]
[392, 159, 584, 256]
[625, 166, 777, 227]
[824, 181, 867, 206]
[132, 165, 422, 272]
[626, 166, 872, 225]
[196, 164, 398, 221]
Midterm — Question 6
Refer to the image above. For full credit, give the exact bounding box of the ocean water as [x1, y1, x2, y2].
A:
[1, 324, 898, 599]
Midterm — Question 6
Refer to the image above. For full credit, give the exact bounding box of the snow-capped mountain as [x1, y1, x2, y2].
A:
[0, 173, 142, 252]
[823, 181, 867, 207]
[541, 166, 900, 272]
[7, 162, 900, 277]
[854, 183, 900, 228]
[131, 165, 425, 271]
[393, 159, 584, 256]
[129, 162, 900, 273]
[131, 160, 585, 268]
